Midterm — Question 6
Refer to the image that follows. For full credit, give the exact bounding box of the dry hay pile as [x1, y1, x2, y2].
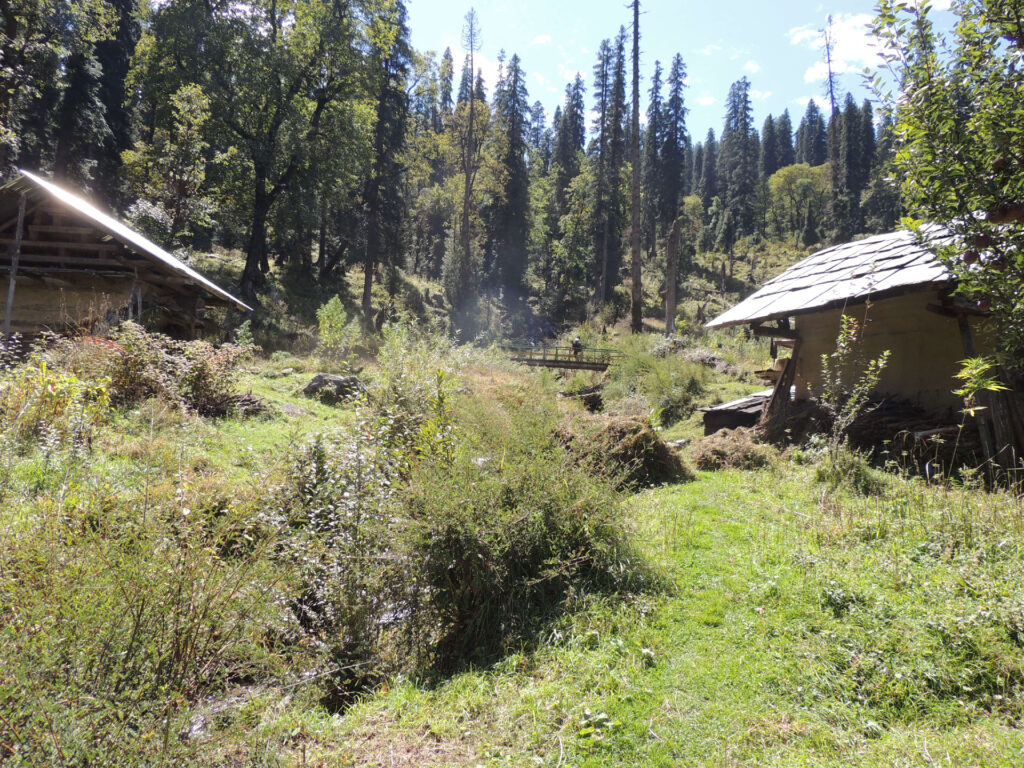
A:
[556, 414, 694, 489]
[692, 427, 776, 471]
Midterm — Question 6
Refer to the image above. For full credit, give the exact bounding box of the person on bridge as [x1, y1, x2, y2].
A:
[571, 336, 583, 360]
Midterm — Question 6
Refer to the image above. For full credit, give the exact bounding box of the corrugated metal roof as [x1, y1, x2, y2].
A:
[4, 170, 251, 312]
[707, 227, 951, 328]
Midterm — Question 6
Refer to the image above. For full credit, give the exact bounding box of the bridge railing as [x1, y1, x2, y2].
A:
[503, 344, 622, 367]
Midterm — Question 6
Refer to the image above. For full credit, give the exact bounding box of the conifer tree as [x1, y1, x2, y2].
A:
[696, 128, 718, 209]
[641, 61, 664, 255]
[719, 77, 758, 235]
[776, 108, 795, 168]
[439, 47, 454, 119]
[660, 53, 689, 230]
[493, 52, 530, 305]
[553, 75, 586, 216]
[362, 0, 411, 321]
[457, 56, 473, 104]
[795, 100, 827, 165]
[759, 114, 779, 179]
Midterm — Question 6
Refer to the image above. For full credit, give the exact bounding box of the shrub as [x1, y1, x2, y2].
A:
[0, 353, 110, 448]
[396, 449, 649, 672]
[316, 296, 360, 366]
[105, 322, 252, 416]
[602, 335, 706, 426]
[692, 427, 775, 471]
[0, 493, 288, 765]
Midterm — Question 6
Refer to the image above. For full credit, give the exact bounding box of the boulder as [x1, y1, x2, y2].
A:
[302, 373, 367, 405]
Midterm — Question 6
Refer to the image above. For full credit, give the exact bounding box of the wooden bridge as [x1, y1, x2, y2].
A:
[504, 344, 621, 371]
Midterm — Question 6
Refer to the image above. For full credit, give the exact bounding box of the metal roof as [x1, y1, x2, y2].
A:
[707, 227, 951, 329]
[3, 170, 252, 312]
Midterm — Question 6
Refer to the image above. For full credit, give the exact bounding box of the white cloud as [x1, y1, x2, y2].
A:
[533, 72, 548, 87]
[744, 60, 761, 73]
[750, 89, 772, 101]
[531, 33, 551, 46]
[696, 95, 717, 107]
[557, 62, 583, 84]
[698, 44, 721, 56]
[788, 13, 880, 84]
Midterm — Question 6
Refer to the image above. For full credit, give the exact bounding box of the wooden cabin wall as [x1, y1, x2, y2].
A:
[792, 288, 992, 414]
[1, 276, 132, 335]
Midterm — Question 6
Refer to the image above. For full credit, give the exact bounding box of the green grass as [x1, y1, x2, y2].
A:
[219, 465, 1024, 767]
[5, 330, 1024, 767]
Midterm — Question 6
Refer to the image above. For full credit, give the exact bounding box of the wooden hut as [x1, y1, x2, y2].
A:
[706, 228, 1024, 462]
[1, 170, 250, 337]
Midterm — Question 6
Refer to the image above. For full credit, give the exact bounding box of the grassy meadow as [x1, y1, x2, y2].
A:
[1, 319, 1022, 766]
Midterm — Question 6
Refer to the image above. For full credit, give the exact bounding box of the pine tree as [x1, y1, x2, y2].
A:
[493, 52, 530, 305]
[457, 56, 473, 104]
[641, 61, 664, 255]
[439, 47, 454, 119]
[696, 128, 718, 208]
[795, 100, 827, 165]
[362, 0, 411, 322]
[719, 77, 758, 235]
[553, 75, 585, 216]
[776, 109, 795, 167]
[759, 114, 779, 179]
[859, 99, 876, 193]
[91, 0, 140, 207]
[629, 0, 642, 333]
[660, 54, 689, 229]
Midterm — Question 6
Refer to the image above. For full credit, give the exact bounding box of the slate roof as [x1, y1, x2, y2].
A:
[2, 170, 251, 312]
[707, 226, 951, 329]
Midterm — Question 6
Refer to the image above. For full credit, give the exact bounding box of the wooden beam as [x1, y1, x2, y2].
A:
[752, 323, 800, 340]
[26, 224, 100, 236]
[926, 302, 987, 319]
[0, 238, 122, 252]
[1, 254, 131, 269]
[3, 193, 26, 335]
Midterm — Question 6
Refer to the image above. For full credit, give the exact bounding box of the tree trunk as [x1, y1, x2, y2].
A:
[664, 217, 679, 336]
[241, 172, 271, 300]
[629, 0, 642, 333]
[363, 226, 377, 323]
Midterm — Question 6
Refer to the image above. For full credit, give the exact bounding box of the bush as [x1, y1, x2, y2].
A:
[105, 322, 252, 416]
[602, 335, 707, 426]
[692, 427, 775, 471]
[397, 451, 648, 672]
[316, 296, 360, 366]
[0, 357, 110, 447]
[0, 490, 288, 765]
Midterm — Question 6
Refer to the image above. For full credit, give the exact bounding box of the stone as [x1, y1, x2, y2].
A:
[302, 373, 367, 405]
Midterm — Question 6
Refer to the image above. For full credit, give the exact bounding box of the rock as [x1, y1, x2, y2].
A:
[302, 373, 367, 405]
[559, 384, 603, 412]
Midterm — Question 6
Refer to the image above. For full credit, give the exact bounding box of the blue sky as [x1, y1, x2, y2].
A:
[406, 0, 953, 139]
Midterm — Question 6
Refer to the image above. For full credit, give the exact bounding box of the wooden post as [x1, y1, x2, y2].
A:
[2, 193, 26, 336]
[764, 336, 802, 420]
[664, 217, 680, 337]
[955, 312, 999, 467]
